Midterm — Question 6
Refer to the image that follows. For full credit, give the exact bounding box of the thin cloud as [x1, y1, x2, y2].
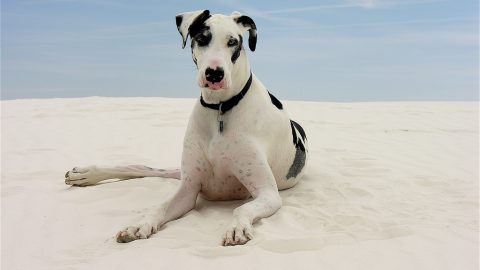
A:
[346, 0, 382, 9]
[231, 0, 447, 28]
[261, 0, 444, 15]
[262, 4, 360, 15]
[272, 17, 477, 30]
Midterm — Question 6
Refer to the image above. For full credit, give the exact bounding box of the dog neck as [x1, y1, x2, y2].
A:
[199, 71, 252, 133]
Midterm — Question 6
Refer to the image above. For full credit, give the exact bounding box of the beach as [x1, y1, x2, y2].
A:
[2, 97, 478, 270]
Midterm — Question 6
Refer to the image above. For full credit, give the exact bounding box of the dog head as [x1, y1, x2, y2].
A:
[176, 10, 257, 102]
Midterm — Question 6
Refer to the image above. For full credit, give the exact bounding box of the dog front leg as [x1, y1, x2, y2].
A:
[116, 178, 201, 243]
[223, 189, 281, 246]
[222, 149, 282, 246]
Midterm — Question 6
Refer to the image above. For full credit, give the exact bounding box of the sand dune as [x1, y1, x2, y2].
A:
[1, 97, 478, 270]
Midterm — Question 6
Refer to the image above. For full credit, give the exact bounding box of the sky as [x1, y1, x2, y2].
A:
[1, 0, 478, 101]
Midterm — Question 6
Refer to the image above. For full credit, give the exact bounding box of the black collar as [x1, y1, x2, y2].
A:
[200, 72, 253, 114]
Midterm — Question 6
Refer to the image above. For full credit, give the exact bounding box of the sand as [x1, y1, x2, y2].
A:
[1, 97, 478, 270]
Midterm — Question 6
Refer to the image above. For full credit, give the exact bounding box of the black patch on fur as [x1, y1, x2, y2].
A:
[231, 35, 243, 63]
[268, 91, 283, 110]
[287, 120, 307, 179]
[192, 31, 212, 47]
[291, 120, 307, 142]
[286, 147, 306, 179]
[192, 54, 198, 66]
[188, 10, 211, 41]
[175, 15, 182, 29]
[189, 14, 211, 66]
[234, 15, 257, 51]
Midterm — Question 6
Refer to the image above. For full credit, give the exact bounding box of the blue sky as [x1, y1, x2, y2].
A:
[1, 0, 478, 101]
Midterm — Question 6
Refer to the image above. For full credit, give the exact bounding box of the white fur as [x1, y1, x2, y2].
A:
[65, 11, 308, 246]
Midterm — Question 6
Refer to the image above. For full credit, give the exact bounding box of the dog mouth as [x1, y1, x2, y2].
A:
[203, 80, 225, 90]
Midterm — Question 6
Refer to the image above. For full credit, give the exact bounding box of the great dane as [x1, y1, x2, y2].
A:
[65, 10, 308, 246]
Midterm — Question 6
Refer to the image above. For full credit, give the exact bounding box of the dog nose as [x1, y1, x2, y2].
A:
[205, 67, 224, 83]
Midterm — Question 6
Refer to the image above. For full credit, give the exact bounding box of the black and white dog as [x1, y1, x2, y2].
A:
[65, 10, 308, 246]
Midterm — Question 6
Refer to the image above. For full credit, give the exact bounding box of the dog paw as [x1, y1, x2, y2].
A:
[222, 218, 254, 246]
[116, 223, 157, 243]
[64, 166, 101, 186]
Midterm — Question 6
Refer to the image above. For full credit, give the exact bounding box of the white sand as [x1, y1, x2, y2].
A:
[1, 97, 478, 270]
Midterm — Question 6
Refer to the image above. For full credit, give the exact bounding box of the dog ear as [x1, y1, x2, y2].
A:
[176, 10, 210, 49]
[232, 12, 257, 51]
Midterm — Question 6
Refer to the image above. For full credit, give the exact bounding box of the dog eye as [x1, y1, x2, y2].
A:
[195, 34, 210, 47]
[227, 38, 238, 47]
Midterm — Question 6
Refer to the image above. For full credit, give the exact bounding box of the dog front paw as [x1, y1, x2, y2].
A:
[222, 218, 254, 246]
[65, 166, 101, 186]
[116, 223, 157, 243]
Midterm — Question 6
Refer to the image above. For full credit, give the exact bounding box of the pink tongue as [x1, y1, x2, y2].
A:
[206, 81, 223, 90]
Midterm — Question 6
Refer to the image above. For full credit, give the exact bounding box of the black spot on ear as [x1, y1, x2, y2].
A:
[235, 15, 257, 51]
[175, 15, 183, 29]
[188, 10, 211, 39]
[235, 16, 256, 30]
[248, 32, 257, 51]
[267, 91, 283, 110]
[231, 35, 243, 63]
